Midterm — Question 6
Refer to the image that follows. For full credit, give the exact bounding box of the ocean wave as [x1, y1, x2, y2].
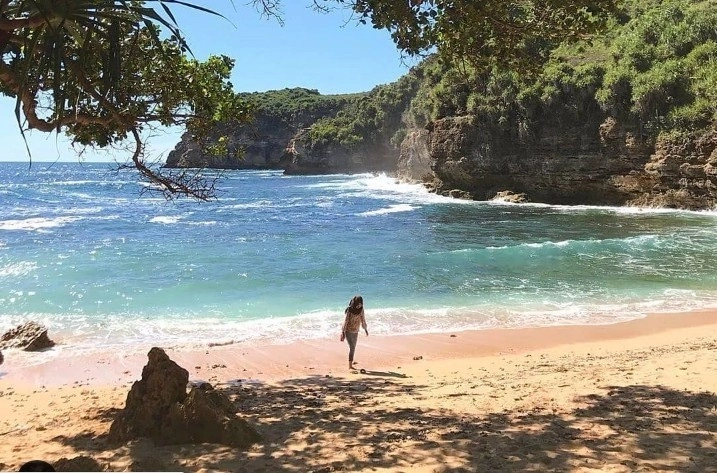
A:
[467, 234, 660, 252]
[7, 292, 717, 366]
[0, 261, 37, 277]
[485, 199, 717, 217]
[221, 200, 281, 210]
[47, 180, 135, 187]
[187, 221, 218, 226]
[0, 216, 83, 231]
[149, 215, 183, 224]
[359, 204, 418, 216]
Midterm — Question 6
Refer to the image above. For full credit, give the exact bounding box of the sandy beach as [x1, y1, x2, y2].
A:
[1, 310, 717, 472]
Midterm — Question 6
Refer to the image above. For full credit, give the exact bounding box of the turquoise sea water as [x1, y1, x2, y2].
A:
[1, 162, 717, 362]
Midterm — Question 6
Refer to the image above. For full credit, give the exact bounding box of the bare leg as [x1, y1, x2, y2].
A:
[345, 332, 358, 371]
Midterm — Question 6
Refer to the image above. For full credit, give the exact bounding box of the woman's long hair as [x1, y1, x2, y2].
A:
[345, 295, 363, 315]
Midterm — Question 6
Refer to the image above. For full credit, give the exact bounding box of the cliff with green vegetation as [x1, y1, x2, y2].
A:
[165, 88, 362, 169]
[167, 0, 717, 209]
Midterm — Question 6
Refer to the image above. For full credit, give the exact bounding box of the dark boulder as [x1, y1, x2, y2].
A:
[0, 322, 55, 351]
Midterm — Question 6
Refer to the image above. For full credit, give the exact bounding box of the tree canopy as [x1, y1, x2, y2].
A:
[319, 0, 619, 67]
[0, 0, 252, 199]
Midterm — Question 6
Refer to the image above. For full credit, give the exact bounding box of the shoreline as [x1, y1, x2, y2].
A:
[2, 308, 717, 471]
[2, 308, 716, 388]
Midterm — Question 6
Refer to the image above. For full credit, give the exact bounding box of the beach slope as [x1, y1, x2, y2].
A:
[1, 310, 716, 472]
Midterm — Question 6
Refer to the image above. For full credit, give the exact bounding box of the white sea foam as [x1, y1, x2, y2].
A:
[221, 200, 276, 210]
[187, 221, 217, 226]
[0, 216, 82, 231]
[49, 180, 105, 186]
[0, 261, 37, 277]
[149, 215, 182, 224]
[486, 199, 717, 217]
[483, 234, 661, 252]
[57, 206, 104, 215]
[6, 289, 717, 367]
[522, 240, 572, 248]
[359, 204, 418, 216]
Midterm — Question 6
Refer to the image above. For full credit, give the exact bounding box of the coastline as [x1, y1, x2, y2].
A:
[2, 308, 716, 388]
[2, 309, 717, 471]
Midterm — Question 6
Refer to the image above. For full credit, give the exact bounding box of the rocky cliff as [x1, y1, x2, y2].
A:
[165, 113, 297, 170]
[166, 105, 716, 209]
[283, 128, 398, 175]
[165, 117, 399, 175]
[164, 88, 380, 174]
[397, 115, 716, 209]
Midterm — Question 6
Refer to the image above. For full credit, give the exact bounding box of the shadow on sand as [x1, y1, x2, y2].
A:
[47, 376, 717, 472]
[358, 369, 408, 378]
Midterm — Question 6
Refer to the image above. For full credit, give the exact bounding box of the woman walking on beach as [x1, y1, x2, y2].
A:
[340, 295, 368, 370]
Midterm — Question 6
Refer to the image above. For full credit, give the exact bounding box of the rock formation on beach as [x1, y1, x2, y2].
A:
[108, 347, 261, 448]
[0, 321, 55, 352]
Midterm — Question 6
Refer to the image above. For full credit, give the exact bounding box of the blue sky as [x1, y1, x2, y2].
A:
[0, 2, 413, 163]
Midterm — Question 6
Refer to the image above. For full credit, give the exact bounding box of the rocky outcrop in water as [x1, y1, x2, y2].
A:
[0, 321, 55, 351]
[396, 129, 432, 183]
[108, 347, 261, 447]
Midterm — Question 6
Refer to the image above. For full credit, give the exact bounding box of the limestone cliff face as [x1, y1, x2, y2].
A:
[638, 130, 717, 208]
[283, 129, 398, 175]
[164, 114, 293, 170]
[396, 129, 432, 182]
[397, 115, 717, 210]
[164, 112, 397, 175]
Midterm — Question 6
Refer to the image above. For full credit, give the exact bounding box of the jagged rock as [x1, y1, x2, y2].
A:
[165, 116, 291, 170]
[160, 382, 262, 447]
[108, 347, 260, 448]
[17, 460, 55, 471]
[397, 129, 432, 182]
[448, 189, 473, 199]
[108, 347, 189, 443]
[284, 128, 397, 175]
[165, 94, 351, 172]
[53, 456, 103, 472]
[492, 191, 529, 203]
[0, 349, 4, 365]
[0, 322, 55, 351]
